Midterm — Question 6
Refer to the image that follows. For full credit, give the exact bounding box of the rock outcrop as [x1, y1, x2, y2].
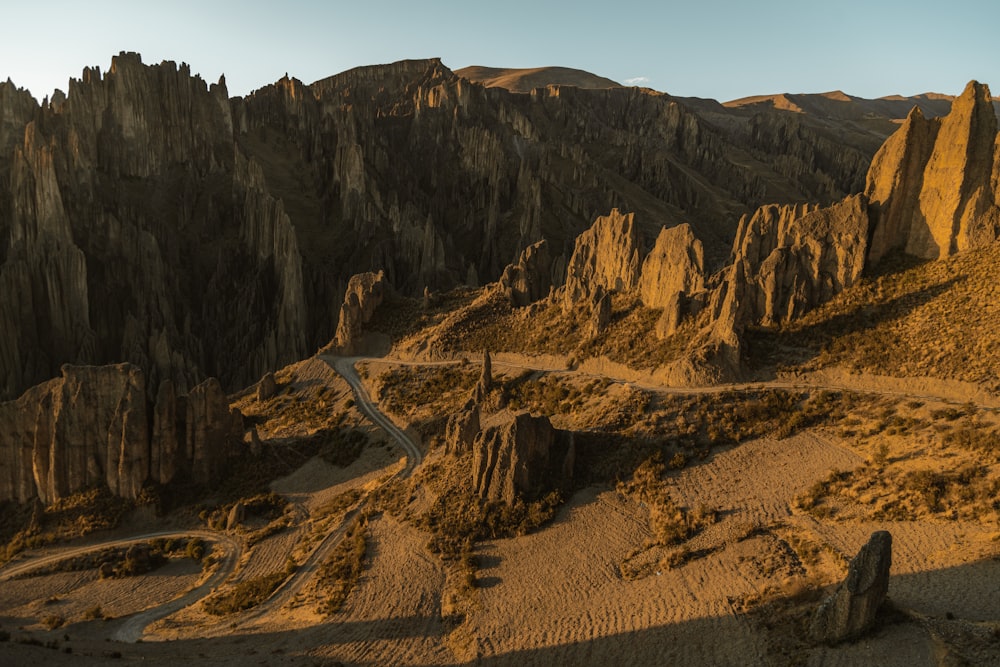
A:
[638, 223, 706, 338]
[810, 530, 892, 644]
[495, 240, 556, 307]
[0, 363, 240, 504]
[638, 223, 705, 310]
[0, 53, 881, 402]
[334, 271, 387, 354]
[866, 81, 1000, 264]
[444, 400, 481, 456]
[728, 195, 869, 326]
[562, 209, 643, 311]
[470, 411, 573, 504]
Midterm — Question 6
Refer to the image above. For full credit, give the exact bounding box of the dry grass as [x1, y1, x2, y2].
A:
[378, 365, 479, 418]
[752, 244, 1000, 389]
[1, 487, 132, 565]
[203, 561, 294, 616]
[397, 289, 700, 371]
[617, 454, 718, 548]
[317, 517, 368, 615]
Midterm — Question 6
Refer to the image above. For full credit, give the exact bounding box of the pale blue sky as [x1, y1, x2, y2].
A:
[2, 0, 997, 103]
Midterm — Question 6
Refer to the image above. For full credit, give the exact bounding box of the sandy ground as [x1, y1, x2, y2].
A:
[5, 359, 1000, 666]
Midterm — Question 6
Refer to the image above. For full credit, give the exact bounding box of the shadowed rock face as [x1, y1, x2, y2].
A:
[495, 240, 558, 307]
[0, 54, 877, 401]
[810, 530, 892, 644]
[471, 411, 570, 504]
[334, 271, 387, 354]
[0, 364, 240, 504]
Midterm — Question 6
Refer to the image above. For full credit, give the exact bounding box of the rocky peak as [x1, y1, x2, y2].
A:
[866, 80, 1000, 263]
[562, 209, 643, 311]
[638, 222, 705, 310]
[0, 79, 37, 157]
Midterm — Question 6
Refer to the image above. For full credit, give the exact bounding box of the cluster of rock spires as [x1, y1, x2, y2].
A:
[483, 81, 1000, 383]
[0, 52, 880, 403]
[2, 50, 996, 505]
[0, 363, 242, 504]
[444, 353, 574, 504]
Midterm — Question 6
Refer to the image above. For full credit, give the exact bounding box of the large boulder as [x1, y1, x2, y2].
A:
[471, 411, 573, 504]
[810, 530, 892, 645]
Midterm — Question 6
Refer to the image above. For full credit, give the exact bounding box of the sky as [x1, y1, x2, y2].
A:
[1, 0, 997, 104]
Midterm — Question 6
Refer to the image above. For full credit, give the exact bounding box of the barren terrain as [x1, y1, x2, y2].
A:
[4, 351, 1000, 666]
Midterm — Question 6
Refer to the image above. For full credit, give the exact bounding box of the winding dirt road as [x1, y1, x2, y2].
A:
[0, 354, 424, 643]
[238, 356, 424, 618]
[3, 349, 995, 647]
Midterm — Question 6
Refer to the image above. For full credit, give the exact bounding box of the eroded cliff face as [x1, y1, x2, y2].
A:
[0, 53, 311, 400]
[664, 82, 1000, 382]
[0, 53, 881, 401]
[728, 196, 869, 326]
[0, 364, 239, 504]
[866, 81, 1000, 263]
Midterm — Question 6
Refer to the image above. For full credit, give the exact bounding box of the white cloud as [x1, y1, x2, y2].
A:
[624, 76, 650, 86]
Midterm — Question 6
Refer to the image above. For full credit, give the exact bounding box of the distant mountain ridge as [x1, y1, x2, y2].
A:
[455, 65, 621, 92]
[724, 90, 1000, 122]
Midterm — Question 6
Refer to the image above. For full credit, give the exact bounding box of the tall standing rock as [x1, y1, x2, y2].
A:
[474, 350, 494, 403]
[562, 209, 643, 311]
[866, 81, 1000, 264]
[470, 411, 572, 504]
[334, 271, 387, 354]
[810, 531, 893, 645]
